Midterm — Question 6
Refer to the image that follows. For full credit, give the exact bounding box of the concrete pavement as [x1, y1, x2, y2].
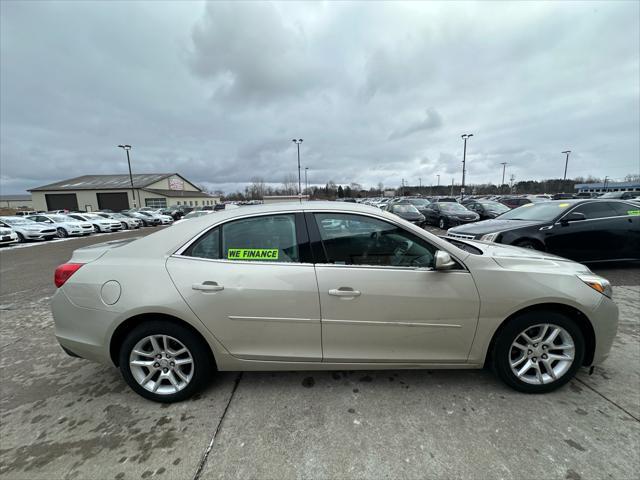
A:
[0, 229, 638, 479]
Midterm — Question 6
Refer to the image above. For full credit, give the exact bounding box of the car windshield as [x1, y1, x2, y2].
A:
[499, 202, 574, 221]
[599, 192, 623, 198]
[439, 203, 469, 213]
[393, 204, 419, 213]
[49, 215, 70, 222]
[83, 214, 103, 220]
[0, 217, 35, 225]
[479, 201, 510, 213]
[407, 199, 429, 206]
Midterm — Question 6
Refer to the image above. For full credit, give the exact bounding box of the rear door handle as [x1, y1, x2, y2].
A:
[192, 281, 224, 292]
[329, 287, 361, 297]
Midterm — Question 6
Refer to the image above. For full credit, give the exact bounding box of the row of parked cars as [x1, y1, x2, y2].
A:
[370, 194, 640, 263]
[0, 208, 175, 246]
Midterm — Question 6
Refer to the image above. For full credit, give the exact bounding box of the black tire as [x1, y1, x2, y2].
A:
[514, 239, 543, 251]
[438, 217, 447, 230]
[56, 227, 68, 238]
[121, 222, 128, 230]
[492, 310, 585, 393]
[93, 224, 100, 233]
[16, 232, 26, 243]
[118, 320, 213, 403]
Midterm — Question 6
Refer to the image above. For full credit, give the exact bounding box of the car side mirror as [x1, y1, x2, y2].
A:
[434, 250, 456, 270]
[561, 212, 586, 225]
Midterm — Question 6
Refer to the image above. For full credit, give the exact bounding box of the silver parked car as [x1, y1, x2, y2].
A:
[67, 213, 123, 233]
[27, 214, 93, 238]
[0, 216, 57, 242]
[52, 202, 618, 402]
[0, 225, 19, 246]
[96, 212, 142, 230]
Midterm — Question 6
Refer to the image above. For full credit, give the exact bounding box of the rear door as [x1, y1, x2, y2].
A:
[166, 212, 322, 361]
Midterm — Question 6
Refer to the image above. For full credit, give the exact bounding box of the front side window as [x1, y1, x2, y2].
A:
[314, 213, 436, 268]
[570, 202, 617, 220]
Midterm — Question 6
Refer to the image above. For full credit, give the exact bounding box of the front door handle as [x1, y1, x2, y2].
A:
[329, 287, 361, 297]
[192, 281, 224, 292]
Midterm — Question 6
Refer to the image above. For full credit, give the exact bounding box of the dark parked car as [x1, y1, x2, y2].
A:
[464, 200, 511, 220]
[422, 202, 479, 229]
[386, 203, 425, 225]
[446, 200, 640, 263]
[498, 196, 532, 209]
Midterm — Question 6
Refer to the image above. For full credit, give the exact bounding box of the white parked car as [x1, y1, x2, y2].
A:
[96, 212, 142, 230]
[52, 202, 618, 403]
[0, 226, 19, 246]
[67, 213, 123, 233]
[27, 214, 93, 238]
[0, 216, 57, 242]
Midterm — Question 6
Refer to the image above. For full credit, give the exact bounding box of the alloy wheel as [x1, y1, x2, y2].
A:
[56, 227, 67, 238]
[509, 323, 575, 385]
[129, 335, 194, 395]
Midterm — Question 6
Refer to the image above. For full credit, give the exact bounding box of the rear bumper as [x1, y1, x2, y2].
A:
[52, 289, 114, 365]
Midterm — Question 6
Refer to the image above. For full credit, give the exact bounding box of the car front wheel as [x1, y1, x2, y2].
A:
[438, 217, 447, 230]
[492, 310, 584, 393]
[119, 321, 213, 403]
[93, 224, 100, 233]
[121, 222, 128, 230]
[56, 227, 68, 238]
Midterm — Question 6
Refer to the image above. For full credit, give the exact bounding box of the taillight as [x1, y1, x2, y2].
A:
[54, 263, 84, 288]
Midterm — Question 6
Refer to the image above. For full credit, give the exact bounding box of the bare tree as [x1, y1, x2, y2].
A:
[247, 177, 266, 200]
[281, 173, 297, 195]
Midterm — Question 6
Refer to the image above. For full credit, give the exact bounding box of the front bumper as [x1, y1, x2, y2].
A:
[589, 295, 619, 365]
[446, 217, 478, 227]
[25, 230, 56, 240]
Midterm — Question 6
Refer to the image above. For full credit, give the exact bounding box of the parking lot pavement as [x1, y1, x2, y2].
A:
[1, 227, 638, 479]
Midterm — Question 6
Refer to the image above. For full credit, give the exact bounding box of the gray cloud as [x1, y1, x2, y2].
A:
[1, 1, 638, 194]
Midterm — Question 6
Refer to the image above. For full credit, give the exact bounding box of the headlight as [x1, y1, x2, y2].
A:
[481, 232, 500, 242]
[577, 274, 612, 298]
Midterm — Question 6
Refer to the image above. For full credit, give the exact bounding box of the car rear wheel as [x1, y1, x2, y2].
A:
[119, 321, 213, 403]
[492, 311, 584, 393]
[56, 227, 68, 238]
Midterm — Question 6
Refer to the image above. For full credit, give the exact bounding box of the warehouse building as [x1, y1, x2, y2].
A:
[29, 173, 219, 212]
[574, 181, 640, 194]
[0, 194, 33, 209]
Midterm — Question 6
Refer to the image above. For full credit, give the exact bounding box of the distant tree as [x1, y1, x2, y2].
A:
[337, 185, 344, 198]
[281, 173, 297, 195]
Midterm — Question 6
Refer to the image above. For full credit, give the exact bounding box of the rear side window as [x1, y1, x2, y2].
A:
[222, 214, 299, 262]
[608, 202, 640, 217]
[185, 214, 300, 262]
[571, 202, 617, 220]
[184, 227, 220, 259]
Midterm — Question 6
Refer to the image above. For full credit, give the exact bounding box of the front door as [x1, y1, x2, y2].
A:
[166, 213, 322, 361]
[546, 202, 624, 262]
[309, 212, 480, 363]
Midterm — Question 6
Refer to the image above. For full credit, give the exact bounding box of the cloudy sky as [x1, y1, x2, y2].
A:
[1, 1, 639, 194]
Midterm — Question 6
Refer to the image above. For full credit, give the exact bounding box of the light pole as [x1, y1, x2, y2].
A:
[562, 150, 571, 181]
[461, 133, 473, 201]
[603, 175, 609, 193]
[304, 167, 309, 197]
[500, 162, 507, 193]
[292, 139, 303, 196]
[419, 177, 422, 193]
[117, 144, 136, 208]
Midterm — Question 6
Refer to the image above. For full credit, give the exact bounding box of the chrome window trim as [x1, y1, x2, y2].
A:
[556, 200, 638, 224]
[173, 210, 302, 257]
[174, 207, 469, 271]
